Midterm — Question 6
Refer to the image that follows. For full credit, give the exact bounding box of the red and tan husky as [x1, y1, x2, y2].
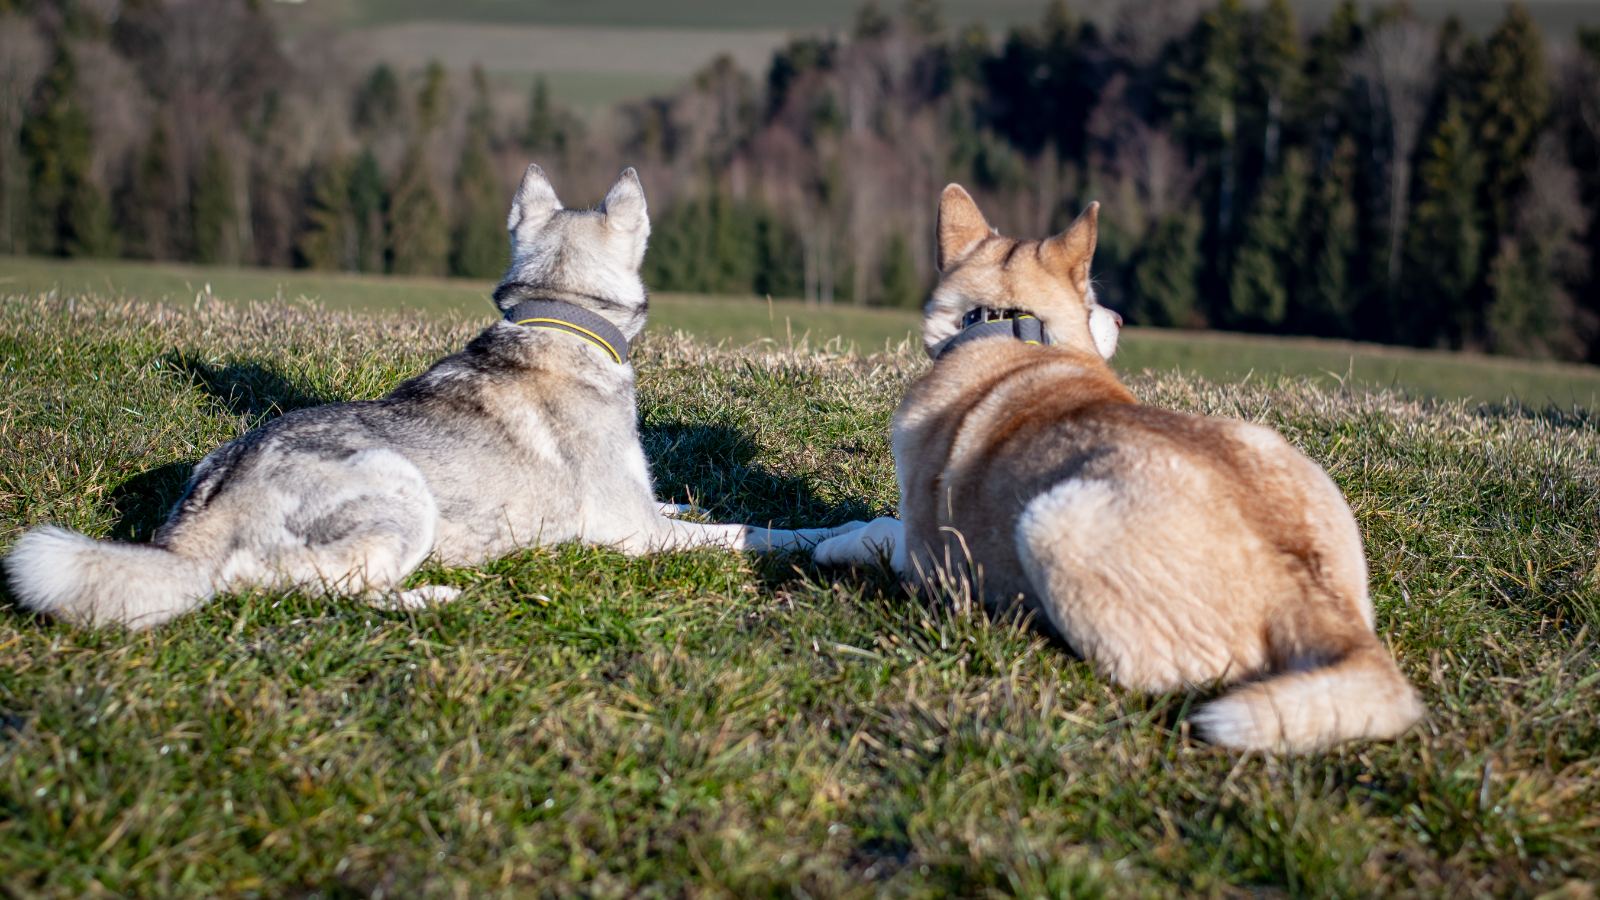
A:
[815, 184, 1423, 752]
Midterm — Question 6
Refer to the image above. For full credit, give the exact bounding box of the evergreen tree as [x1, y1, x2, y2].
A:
[523, 77, 558, 154]
[853, 1, 891, 41]
[21, 41, 111, 257]
[753, 207, 804, 299]
[1485, 241, 1570, 358]
[349, 150, 387, 273]
[1471, 3, 1550, 254]
[1131, 209, 1205, 328]
[1296, 137, 1360, 337]
[387, 143, 448, 276]
[875, 230, 922, 308]
[707, 188, 757, 293]
[297, 158, 355, 271]
[981, 0, 1100, 162]
[1299, 0, 1363, 141]
[417, 61, 448, 135]
[1244, 0, 1301, 174]
[191, 138, 238, 265]
[1403, 101, 1484, 347]
[451, 71, 505, 279]
[1161, 0, 1250, 317]
[118, 121, 180, 260]
[1227, 149, 1308, 330]
[353, 64, 402, 135]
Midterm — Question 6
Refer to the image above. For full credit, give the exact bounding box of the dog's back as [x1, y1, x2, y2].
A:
[888, 185, 1422, 752]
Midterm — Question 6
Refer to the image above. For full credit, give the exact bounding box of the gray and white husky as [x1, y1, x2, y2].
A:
[5, 165, 860, 630]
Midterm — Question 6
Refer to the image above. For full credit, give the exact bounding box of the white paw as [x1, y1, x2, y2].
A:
[813, 517, 902, 567]
[657, 502, 705, 519]
[370, 585, 462, 610]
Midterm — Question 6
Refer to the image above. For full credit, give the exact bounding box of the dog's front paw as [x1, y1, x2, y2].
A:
[813, 516, 903, 568]
[370, 585, 462, 610]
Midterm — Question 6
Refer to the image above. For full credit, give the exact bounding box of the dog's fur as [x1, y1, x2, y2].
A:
[6, 165, 858, 630]
[815, 184, 1424, 752]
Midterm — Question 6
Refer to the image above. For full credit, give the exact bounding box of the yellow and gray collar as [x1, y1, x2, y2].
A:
[932, 307, 1050, 359]
[502, 298, 630, 365]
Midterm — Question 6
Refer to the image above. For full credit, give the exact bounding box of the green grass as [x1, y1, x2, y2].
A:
[1, 294, 1598, 895]
[297, 0, 1599, 34]
[8, 255, 1600, 410]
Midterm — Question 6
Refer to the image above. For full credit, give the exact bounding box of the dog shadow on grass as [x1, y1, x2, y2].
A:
[643, 421, 874, 532]
[108, 354, 334, 542]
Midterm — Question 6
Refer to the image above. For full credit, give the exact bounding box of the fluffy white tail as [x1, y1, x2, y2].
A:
[5, 526, 215, 630]
[1191, 643, 1424, 753]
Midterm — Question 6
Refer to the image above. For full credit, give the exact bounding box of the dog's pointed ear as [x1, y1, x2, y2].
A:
[937, 183, 992, 271]
[602, 167, 648, 234]
[1042, 202, 1099, 293]
[508, 163, 562, 235]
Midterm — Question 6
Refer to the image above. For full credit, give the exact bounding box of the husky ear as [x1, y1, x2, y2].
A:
[937, 183, 992, 271]
[1043, 202, 1099, 293]
[602, 167, 649, 235]
[508, 163, 562, 236]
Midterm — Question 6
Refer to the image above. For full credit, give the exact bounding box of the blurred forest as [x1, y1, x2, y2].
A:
[3, 0, 1599, 360]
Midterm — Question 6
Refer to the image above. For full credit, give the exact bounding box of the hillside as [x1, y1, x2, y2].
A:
[273, 0, 1600, 108]
[1, 294, 1597, 894]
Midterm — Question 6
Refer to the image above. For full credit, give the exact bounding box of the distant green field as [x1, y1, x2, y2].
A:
[300, 0, 1598, 33]
[5, 255, 1600, 410]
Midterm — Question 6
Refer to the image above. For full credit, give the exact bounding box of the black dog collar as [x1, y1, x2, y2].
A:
[932, 307, 1050, 359]
[502, 298, 630, 365]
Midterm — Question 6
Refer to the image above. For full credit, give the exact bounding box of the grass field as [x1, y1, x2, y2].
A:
[273, 1, 1600, 113]
[1, 294, 1596, 895]
[291, 0, 1600, 35]
[7, 254, 1600, 410]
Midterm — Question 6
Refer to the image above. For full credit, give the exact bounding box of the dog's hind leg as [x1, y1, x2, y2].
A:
[249, 449, 455, 610]
[644, 518, 867, 553]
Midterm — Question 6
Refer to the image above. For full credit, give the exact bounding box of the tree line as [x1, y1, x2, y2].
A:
[4, 0, 1600, 360]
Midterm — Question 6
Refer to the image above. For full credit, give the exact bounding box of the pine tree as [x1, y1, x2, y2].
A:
[417, 61, 448, 135]
[64, 166, 114, 257]
[297, 158, 355, 271]
[875, 230, 922, 308]
[708, 188, 756, 293]
[1296, 137, 1360, 337]
[1161, 0, 1250, 318]
[118, 120, 179, 260]
[451, 68, 505, 279]
[1471, 3, 1550, 254]
[1299, 0, 1363, 138]
[388, 143, 448, 276]
[1244, 0, 1300, 174]
[1131, 208, 1205, 328]
[1403, 101, 1484, 347]
[1486, 241, 1572, 358]
[21, 42, 111, 257]
[523, 77, 557, 153]
[753, 207, 804, 299]
[191, 138, 238, 265]
[349, 150, 387, 273]
[353, 64, 401, 135]
[1227, 149, 1308, 330]
[853, 1, 890, 41]
[449, 155, 501, 277]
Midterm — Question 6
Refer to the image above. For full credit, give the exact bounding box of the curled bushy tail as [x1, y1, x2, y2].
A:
[4, 526, 216, 630]
[1191, 641, 1424, 753]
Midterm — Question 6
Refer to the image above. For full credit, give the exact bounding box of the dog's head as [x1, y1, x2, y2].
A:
[923, 184, 1120, 360]
[497, 164, 652, 339]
